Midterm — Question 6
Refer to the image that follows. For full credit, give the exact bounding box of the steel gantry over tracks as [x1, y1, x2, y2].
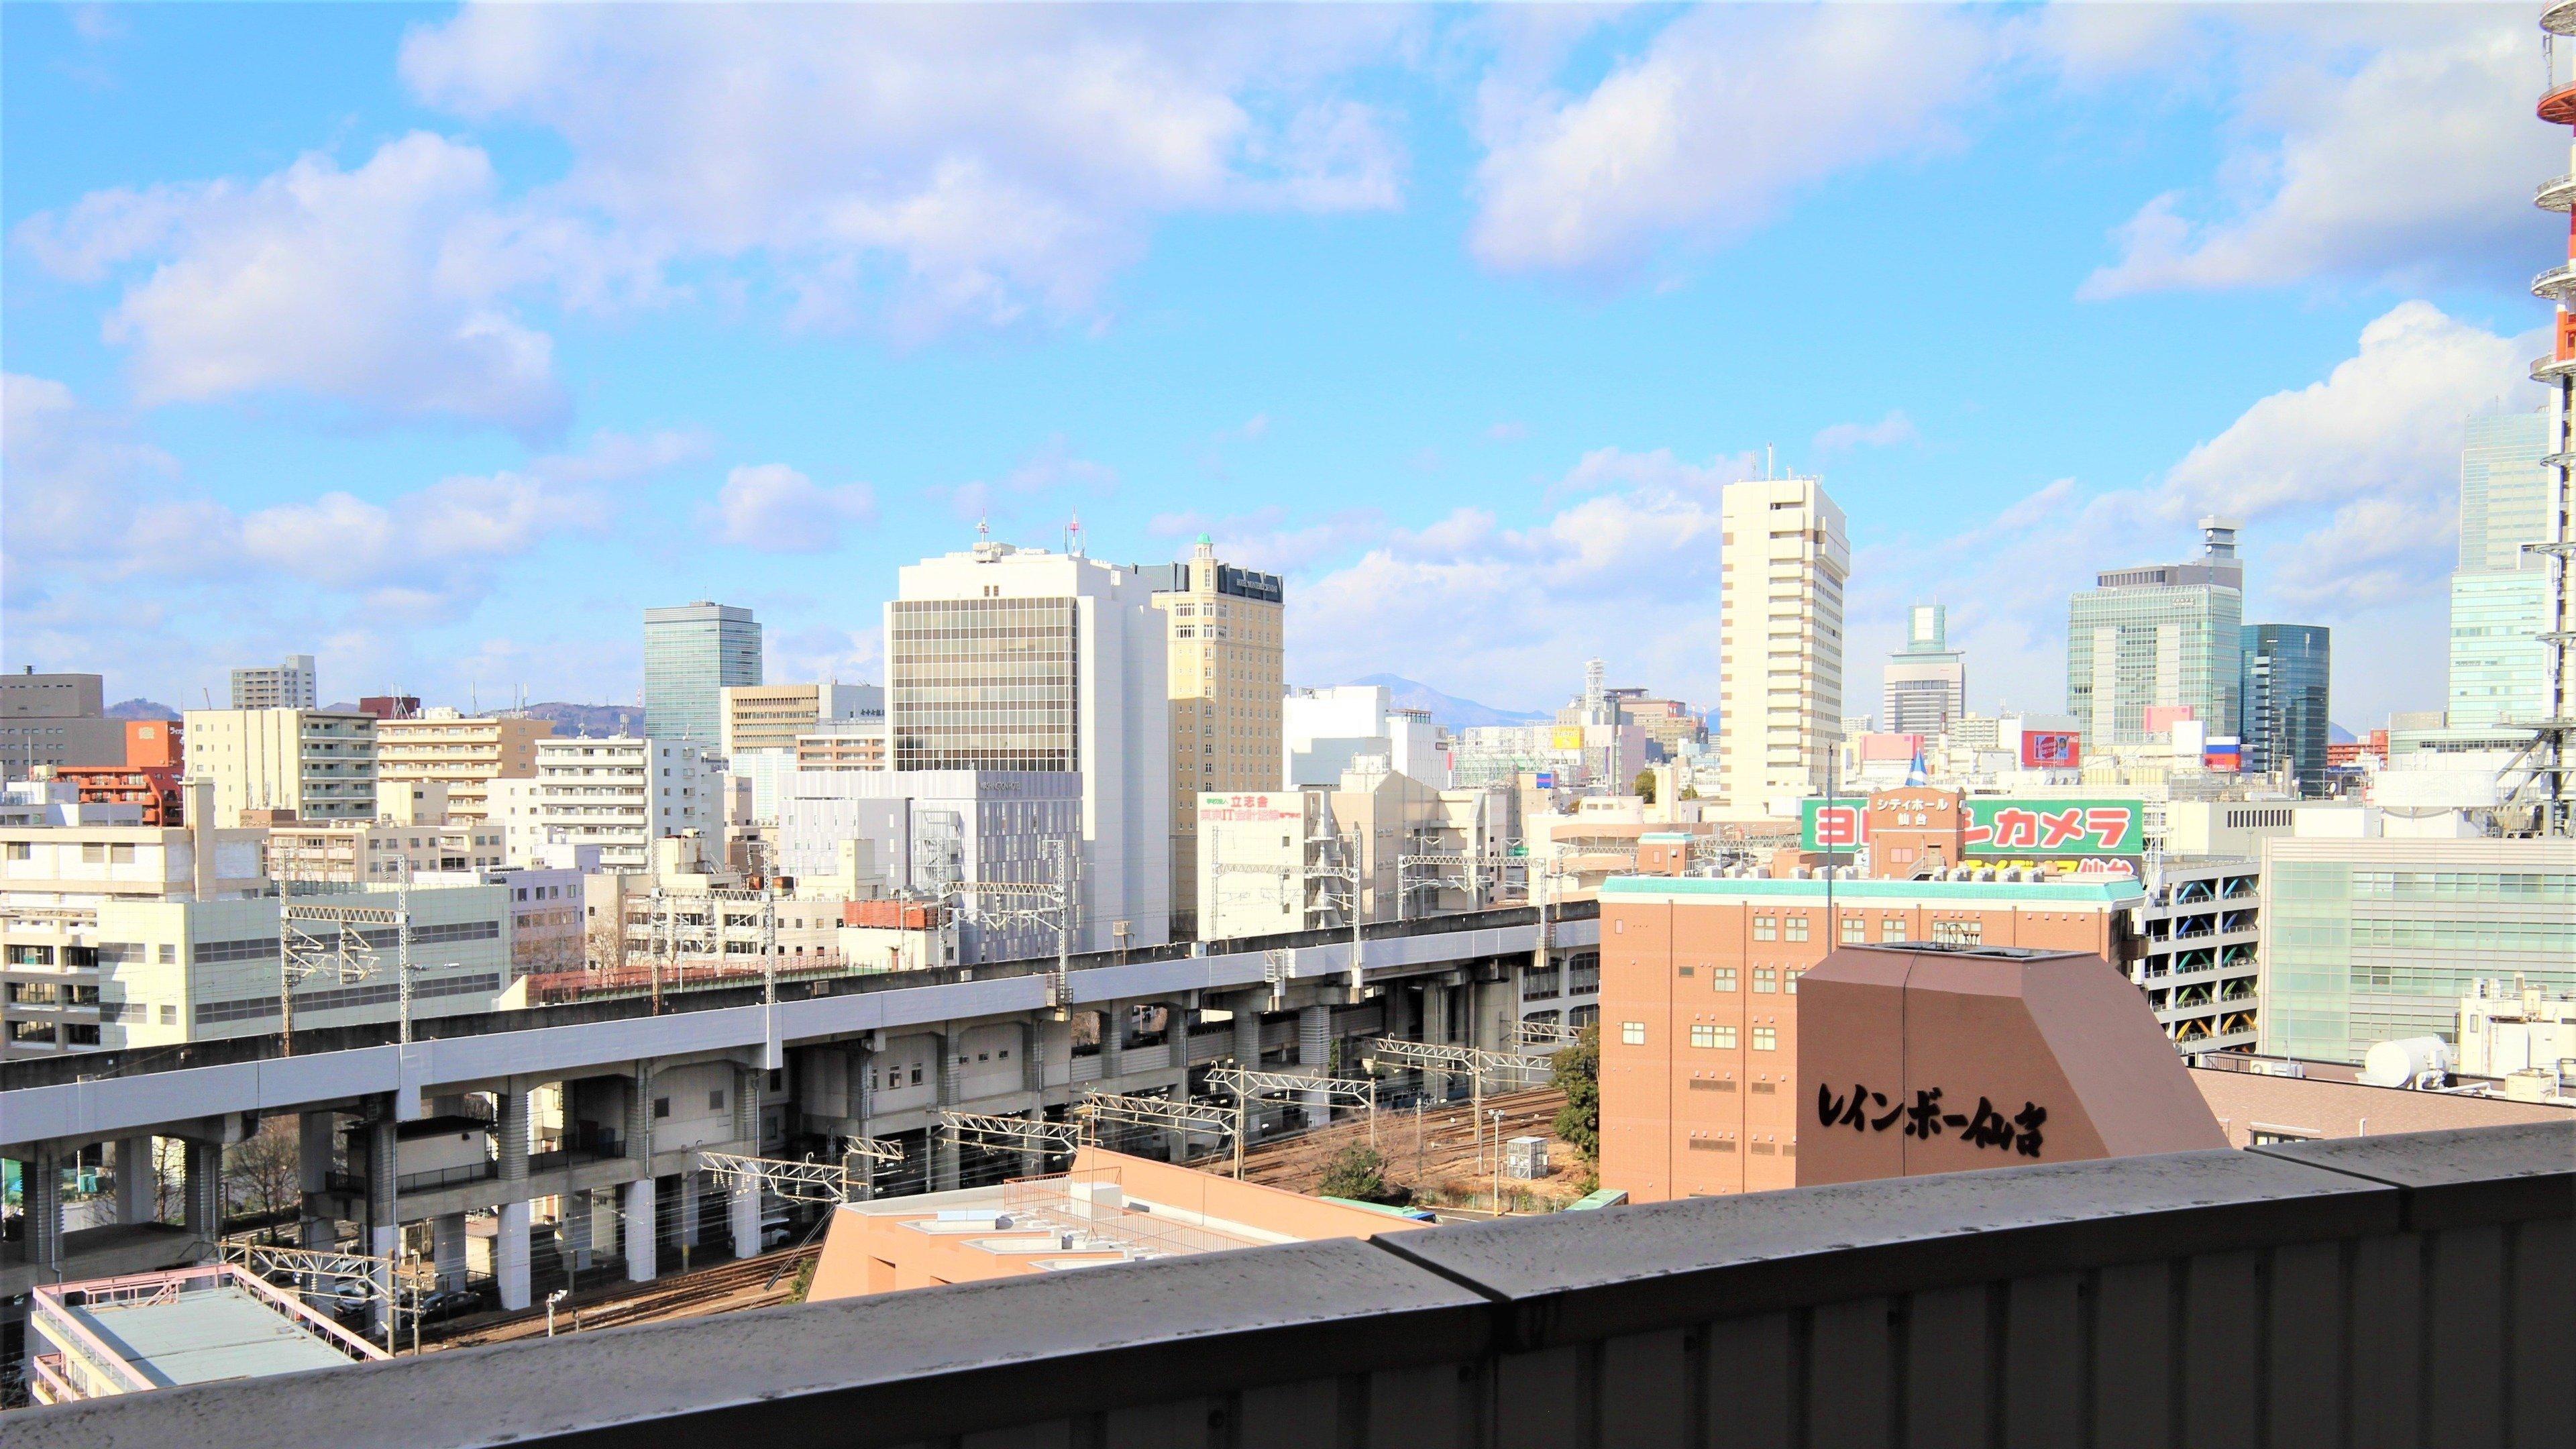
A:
[936, 1109, 1083, 1156]
[697, 1144, 904, 1205]
[1203, 1065, 1380, 1177]
[1074, 1091, 1236, 1150]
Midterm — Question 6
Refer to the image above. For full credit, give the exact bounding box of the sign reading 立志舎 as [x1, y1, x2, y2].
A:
[1801, 796, 2145, 859]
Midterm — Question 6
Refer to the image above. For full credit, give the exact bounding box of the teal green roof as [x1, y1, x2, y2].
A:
[1638, 832, 1692, 843]
[1601, 874, 2143, 904]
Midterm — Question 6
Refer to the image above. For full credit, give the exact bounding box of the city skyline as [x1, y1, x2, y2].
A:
[3, 3, 2555, 727]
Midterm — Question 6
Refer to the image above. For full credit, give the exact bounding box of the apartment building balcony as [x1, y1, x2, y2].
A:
[25, 1122, 2565, 1447]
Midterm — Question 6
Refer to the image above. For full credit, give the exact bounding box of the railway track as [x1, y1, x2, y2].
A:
[431, 1243, 819, 1349]
[1217, 1087, 1572, 1195]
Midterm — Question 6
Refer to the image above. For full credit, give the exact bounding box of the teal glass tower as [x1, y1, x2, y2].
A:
[644, 601, 761, 749]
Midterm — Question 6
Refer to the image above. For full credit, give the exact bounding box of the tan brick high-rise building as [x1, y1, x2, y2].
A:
[1146, 537, 1284, 939]
[374, 710, 554, 820]
[1597, 873, 2139, 1201]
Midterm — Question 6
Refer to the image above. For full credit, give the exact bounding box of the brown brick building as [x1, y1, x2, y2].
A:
[1597, 873, 2144, 1201]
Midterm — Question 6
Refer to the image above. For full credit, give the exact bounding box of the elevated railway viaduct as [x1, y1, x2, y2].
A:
[1, 902, 1598, 1358]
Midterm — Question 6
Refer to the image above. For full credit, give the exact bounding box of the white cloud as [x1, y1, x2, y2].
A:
[398, 3, 1410, 339]
[2163, 301, 2528, 526]
[4, 378, 693, 619]
[929, 435, 1119, 522]
[17, 133, 576, 438]
[1288, 447, 1741, 706]
[710, 464, 878, 553]
[0, 372, 177, 568]
[2081, 11, 2555, 297]
[1849, 300, 2536, 726]
[1470, 5, 1995, 276]
[1813, 411, 1920, 453]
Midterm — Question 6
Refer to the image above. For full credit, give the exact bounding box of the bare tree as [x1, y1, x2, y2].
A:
[226, 1118, 302, 1244]
[585, 912, 627, 973]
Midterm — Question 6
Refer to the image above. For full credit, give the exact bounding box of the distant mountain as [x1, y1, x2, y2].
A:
[1344, 674, 1550, 730]
[2328, 722, 2357, 744]
[105, 698, 180, 720]
[521, 702, 646, 738]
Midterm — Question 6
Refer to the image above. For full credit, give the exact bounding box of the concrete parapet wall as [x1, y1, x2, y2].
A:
[10, 1120, 2567, 1448]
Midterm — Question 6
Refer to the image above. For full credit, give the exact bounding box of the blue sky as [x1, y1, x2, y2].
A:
[2, 3, 2553, 726]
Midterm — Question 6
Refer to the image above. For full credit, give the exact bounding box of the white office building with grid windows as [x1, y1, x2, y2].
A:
[885, 537, 1171, 952]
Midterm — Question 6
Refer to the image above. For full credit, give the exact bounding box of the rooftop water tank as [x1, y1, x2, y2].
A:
[2359, 1036, 2451, 1089]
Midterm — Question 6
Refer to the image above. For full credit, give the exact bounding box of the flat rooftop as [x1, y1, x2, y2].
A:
[66, 1283, 356, 1388]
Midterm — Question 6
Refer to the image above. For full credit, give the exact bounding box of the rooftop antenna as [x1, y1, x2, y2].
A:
[1766, 445, 1774, 480]
[1067, 510, 1085, 559]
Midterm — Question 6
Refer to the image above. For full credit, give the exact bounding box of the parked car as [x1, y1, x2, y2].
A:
[413, 1287, 486, 1324]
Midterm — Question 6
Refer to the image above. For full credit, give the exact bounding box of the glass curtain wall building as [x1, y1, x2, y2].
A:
[2239, 625, 2330, 795]
[2066, 519, 2244, 745]
[643, 602, 762, 749]
[2447, 412, 2553, 728]
[2258, 837, 2576, 1064]
[888, 598, 1079, 771]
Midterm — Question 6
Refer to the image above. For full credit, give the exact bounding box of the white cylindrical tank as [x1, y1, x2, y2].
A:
[2360, 1036, 2451, 1088]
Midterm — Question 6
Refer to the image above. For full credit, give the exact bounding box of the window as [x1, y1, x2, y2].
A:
[1620, 1021, 1646, 1046]
[83, 843, 106, 863]
[158, 1004, 176, 1025]
[6, 842, 28, 861]
[2249, 1128, 2314, 1145]
[1841, 915, 1866, 944]
[1786, 969, 1803, 995]
[1711, 966, 1737, 993]
[708, 1089, 726, 1111]
[1751, 915, 1777, 941]
[1882, 917, 1907, 942]
[910, 1064, 924, 1085]
[653, 1097, 672, 1118]
[1753, 967, 1778, 994]
[1784, 916, 1810, 943]
[1752, 1026, 1778, 1051]
[1690, 1023, 1738, 1050]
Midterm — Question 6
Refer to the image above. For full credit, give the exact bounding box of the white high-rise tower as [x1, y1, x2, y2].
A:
[1716, 476, 1848, 816]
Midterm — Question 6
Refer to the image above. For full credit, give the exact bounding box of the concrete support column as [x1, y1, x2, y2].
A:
[23, 1145, 64, 1271]
[627, 1063, 655, 1168]
[495, 1200, 531, 1309]
[729, 1171, 761, 1259]
[678, 1171, 701, 1251]
[622, 1176, 657, 1283]
[1021, 1020, 1044, 1095]
[1420, 982, 1450, 1102]
[182, 1138, 223, 1244]
[1298, 1004, 1332, 1128]
[1232, 996, 1263, 1069]
[847, 1044, 876, 1201]
[1165, 1001, 1196, 1160]
[934, 1028, 963, 1191]
[1018, 1106, 1046, 1180]
[297, 1111, 335, 1248]
[431, 1214, 469, 1289]
[564, 1188, 593, 1273]
[734, 1067, 759, 1147]
[1099, 1005, 1125, 1080]
[362, 1117, 398, 1334]
[115, 1134, 156, 1226]
[494, 1088, 533, 1309]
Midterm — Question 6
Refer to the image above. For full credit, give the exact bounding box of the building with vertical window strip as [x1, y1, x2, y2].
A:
[1142, 537, 1283, 940]
[1715, 476, 1848, 817]
[1595, 872, 2139, 1203]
